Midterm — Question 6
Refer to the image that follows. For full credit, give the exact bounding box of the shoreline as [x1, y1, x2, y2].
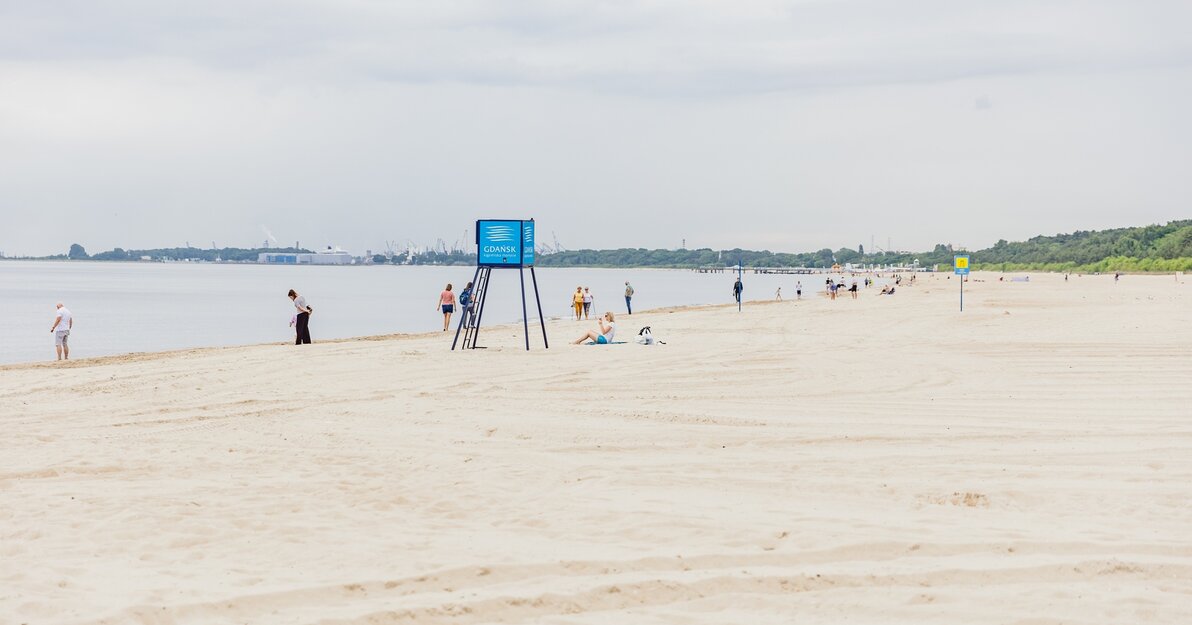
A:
[0, 299, 731, 371]
[3, 270, 1185, 370]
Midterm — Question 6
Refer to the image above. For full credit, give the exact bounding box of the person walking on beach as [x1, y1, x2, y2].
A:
[288, 290, 312, 344]
[438, 284, 457, 331]
[582, 287, 593, 320]
[849, 280, 859, 299]
[775, 286, 782, 301]
[624, 281, 634, 315]
[732, 277, 743, 304]
[50, 302, 73, 361]
[572, 287, 584, 321]
[796, 281, 802, 300]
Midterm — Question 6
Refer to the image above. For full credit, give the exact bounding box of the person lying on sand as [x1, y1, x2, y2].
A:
[572, 311, 617, 345]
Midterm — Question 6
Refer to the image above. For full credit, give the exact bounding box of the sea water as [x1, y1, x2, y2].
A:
[0, 261, 879, 364]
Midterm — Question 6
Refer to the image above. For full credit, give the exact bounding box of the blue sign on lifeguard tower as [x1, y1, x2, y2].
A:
[522, 220, 535, 266]
[477, 220, 524, 267]
[476, 219, 536, 267]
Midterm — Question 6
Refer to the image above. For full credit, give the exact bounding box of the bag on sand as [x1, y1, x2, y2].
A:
[636, 326, 655, 345]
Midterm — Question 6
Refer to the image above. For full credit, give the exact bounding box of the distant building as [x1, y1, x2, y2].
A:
[258, 247, 354, 265]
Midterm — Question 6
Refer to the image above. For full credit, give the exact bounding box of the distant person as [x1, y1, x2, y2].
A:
[288, 289, 312, 344]
[582, 287, 593, 320]
[849, 280, 859, 299]
[572, 286, 584, 321]
[50, 302, 73, 361]
[775, 286, 782, 301]
[1114, 272, 1121, 282]
[796, 281, 802, 299]
[458, 281, 475, 328]
[572, 311, 617, 345]
[1065, 273, 1069, 282]
[624, 281, 634, 315]
[438, 283, 456, 331]
[733, 278, 743, 303]
[879, 284, 896, 295]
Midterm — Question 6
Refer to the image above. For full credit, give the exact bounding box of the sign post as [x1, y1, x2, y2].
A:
[452, 219, 548, 351]
[954, 254, 970, 312]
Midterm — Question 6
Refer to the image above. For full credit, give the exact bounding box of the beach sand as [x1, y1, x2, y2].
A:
[2, 272, 1191, 624]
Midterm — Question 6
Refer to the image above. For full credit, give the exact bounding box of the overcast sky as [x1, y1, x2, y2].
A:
[2, 0, 1190, 257]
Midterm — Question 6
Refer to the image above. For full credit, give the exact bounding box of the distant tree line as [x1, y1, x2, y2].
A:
[535, 220, 1192, 272]
[21, 220, 1192, 272]
[970, 220, 1192, 272]
[373, 250, 476, 266]
[58, 244, 311, 262]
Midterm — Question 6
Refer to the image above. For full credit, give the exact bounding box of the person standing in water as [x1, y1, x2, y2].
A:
[438, 283, 456, 331]
[624, 281, 634, 315]
[50, 302, 73, 361]
[288, 289, 312, 345]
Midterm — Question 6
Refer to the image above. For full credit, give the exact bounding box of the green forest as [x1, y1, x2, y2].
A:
[536, 220, 1192, 272]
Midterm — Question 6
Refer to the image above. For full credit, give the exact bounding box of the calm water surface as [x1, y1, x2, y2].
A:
[0, 261, 863, 364]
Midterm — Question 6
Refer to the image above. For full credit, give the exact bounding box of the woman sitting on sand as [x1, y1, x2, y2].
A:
[572, 311, 616, 345]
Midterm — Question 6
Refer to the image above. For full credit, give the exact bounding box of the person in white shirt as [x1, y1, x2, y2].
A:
[288, 289, 312, 344]
[50, 302, 73, 361]
[572, 311, 617, 345]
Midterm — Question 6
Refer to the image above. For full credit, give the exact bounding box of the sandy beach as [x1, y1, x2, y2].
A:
[2, 271, 1190, 624]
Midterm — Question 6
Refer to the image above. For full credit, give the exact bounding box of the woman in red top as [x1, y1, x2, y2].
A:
[438, 284, 456, 331]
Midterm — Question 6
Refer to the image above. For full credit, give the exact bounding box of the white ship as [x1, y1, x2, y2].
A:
[258, 246, 354, 265]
